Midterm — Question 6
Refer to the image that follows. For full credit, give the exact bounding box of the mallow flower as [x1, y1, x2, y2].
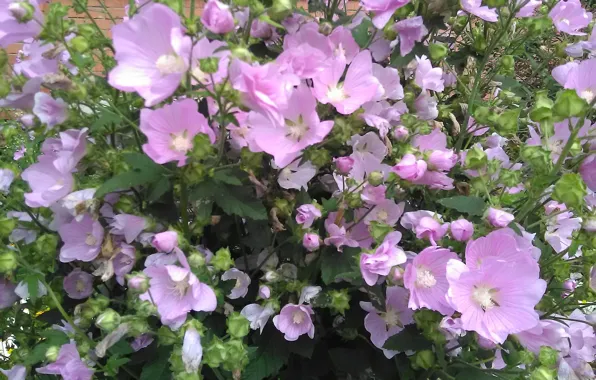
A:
[58, 215, 104, 263]
[152, 231, 179, 253]
[63, 269, 94, 299]
[241, 303, 275, 333]
[361, 0, 411, 29]
[0, 0, 43, 47]
[37, 342, 93, 380]
[40, 128, 88, 174]
[394, 17, 428, 57]
[200, 0, 234, 34]
[109, 214, 147, 244]
[22, 156, 74, 208]
[295, 204, 322, 229]
[465, 228, 540, 269]
[221, 268, 251, 299]
[140, 99, 215, 167]
[108, 4, 192, 106]
[33, 93, 68, 129]
[415, 55, 444, 92]
[549, 0, 591, 36]
[460, 0, 498, 22]
[360, 232, 407, 286]
[277, 160, 316, 190]
[0, 365, 26, 380]
[515, 320, 570, 356]
[273, 304, 315, 341]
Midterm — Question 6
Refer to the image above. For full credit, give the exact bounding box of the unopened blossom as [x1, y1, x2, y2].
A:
[181, 327, 202, 373]
[131, 334, 154, 352]
[201, 0, 234, 34]
[0, 277, 18, 309]
[277, 160, 316, 190]
[110, 214, 147, 244]
[392, 154, 427, 181]
[394, 17, 428, 57]
[0, 0, 43, 47]
[248, 85, 334, 167]
[221, 268, 251, 299]
[361, 286, 414, 358]
[393, 126, 409, 141]
[108, 4, 191, 106]
[140, 99, 215, 167]
[446, 257, 546, 344]
[0, 365, 26, 380]
[404, 246, 459, 315]
[273, 304, 315, 341]
[113, 243, 136, 285]
[303, 233, 320, 252]
[360, 232, 407, 286]
[486, 207, 514, 228]
[312, 50, 381, 115]
[415, 56, 444, 92]
[549, 0, 591, 36]
[22, 156, 74, 208]
[361, 0, 411, 29]
[63, 269, 94, 299]
[258, 285, 270, 299]
[450, 219, 474, 241]
[335, 156, 355, 175]
[152, 231, 178, 253]
[241, 304, 275, 333]
[58, 215, 104, 263]
[0, 168, 14, 194]
[298, 285, 321, 304]
[461, 0, 498, 22]
[37, 342, 93, 379]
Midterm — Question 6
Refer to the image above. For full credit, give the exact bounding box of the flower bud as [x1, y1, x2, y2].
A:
[222, 340, 249, 371]
[34, 234, 58, 256]
[334, 156, 354, 175]
[393, 125, 409, 141]
[450, 219, 474, 241]
[329, 289, 350, 315]
[9, 2, 34, 22]
[521, 145, 551, 173]
[319, 21, 333, 36]
[501, 55, 514, 71]
[95, 308, 121, 332]
[226, 312, 250, 338]
[553, 89, 588, 119]
[188, 251, 206, 268]
[231, 46, 253, 62]
[302, 233, 320, 252]
[0, 251, 17, 273]
[258, 285, 270, 299]
[269, 0, 293, 21]
[464, 146, 487, 170]
[496, 109, 520, 135]
[413, 350, 435, 370]
[0, 217, 16, 238]
[584, 217, 596, 232]
[45, 345, 60, 362]
[199, 57, 220, 74]
[69, 36, 89, 53]
[204, 337, 227, 368]
[530, 367, 555, 380]
[212, 247, 234, 272]
[127, 273, 149, 292]
[388, 266, 404, 285]
[486, 207, 514, 228]
[262, 270, 280, 282]
[429, 43, 448, 61]
[553, 173, 587, 209]
[369, 221, 393, 244]
[383, 23, 397, 41]
[20, 114, 35, 127]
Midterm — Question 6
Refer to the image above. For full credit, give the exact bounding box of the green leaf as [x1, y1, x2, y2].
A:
[244, 346, 287, 380]
[105, 355, 131, 377]
[390, 44, 429, 68]
[321, 247, 360, 285]
[329, 348, 370, 375]
[25, 274, 40, 302]
[147, 177, 170, 203]
[351, 18, 371, 48]
[383, 326, 433, 352]
[322, 197, 338, 213]
[455, 369, 503, 379]
[96, 153, 166, 198]
[438, 196, 486, 216]
[90, 108, 121, 131]
[212, 168, 245, 186]
[140, 346, 172, 380]
[192, 180, 267, 220]
[23, 330, 69, 365]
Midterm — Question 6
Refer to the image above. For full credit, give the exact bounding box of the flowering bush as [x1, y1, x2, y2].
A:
[1, 0, 596, 378]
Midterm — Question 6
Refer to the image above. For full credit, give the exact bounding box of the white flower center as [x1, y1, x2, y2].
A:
[327, 85, 347, 103]
[76, 279, 86, 292]
[170, 131, 192, 153]
[191, 66, 208, 83]
[334, 44, 346, 59]
[172, 276, 190, 297]
[156, 54, 186, 75]
[8, 2, 26, 20]
[581, 89, 595, 103]
[472, 285, 497, 310]
[560, 18, 570, 25]
[285, 117, 309, 142]
[415, 267, 437, 288]
[382, 307, 403, 327]
[377, 210, 388, 222]
[292, 310, 305, 324]
[85, 234, 97, 246]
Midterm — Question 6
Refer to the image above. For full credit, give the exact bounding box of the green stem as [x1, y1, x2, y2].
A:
[180, 181, 190, 240]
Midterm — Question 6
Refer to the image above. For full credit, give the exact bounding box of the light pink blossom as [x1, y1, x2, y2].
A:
[360, 232, 407, 286]
[273, 304, 315, 341]
[201, 0, 234, 34]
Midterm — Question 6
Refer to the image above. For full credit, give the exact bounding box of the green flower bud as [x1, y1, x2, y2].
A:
[75, 301, 100, 321]
[553, 90, 588, 120]
[496, 109, 520, 135]
[530, 367, 555, 380]
[158, 326, 179, 346]
[538, 346, 558, 368]
[464, 146, 488, 170]
[45, 345, 60, 362]
[0, 250, 17, 273]
[519, 350, 535, 365]
[227, 312, 250, 339]
[305, 148, 331, 168]
[521, 145, 551, 173]
[367, 171, 384, 186]
[0, 217, 16, 238]
[472, 106, 491, 125]
[69, 36, 89, 53]
[94, 295, 110, 309]
[528, 16, 552, 36]
[231, 46, 253, 62]
[369, 221, 393, 244]
[199, 57, 220, 74]
[553, 173, 586, 209]
[114, 195, 136, 214]
[452, 15, 468, 32]
[0, 49, 7, 69]
[500, 55, 514, 74]
[273, 198, 292, 218]
[212, 247, 234, 272]
[95, 308, 121, 331]
[269, 0, 293, 21]
[530, 90, 554, 122]
[9, 2, 34, 22]
[429, 43, 448, 61]
[190, 133, 216, 161]
[133, 300, 156, 317]
[329, 289, 350, 315]
[472, 30, 487, 53]
[319, 21, 333, 36]
[188, 251, 206, 268]
[35, 234, 59, 255]
[223, 339, 249, 371]
[499, 169, 522, 188]
[413, 350, 435, 370]
[204, 337, 227, 368]
[248, 0, 265, 14]
[77, 24, 96, 38]
[240, 148, 264, 173]
[383, 23, 397, 41]
[125, 316, 150, 336]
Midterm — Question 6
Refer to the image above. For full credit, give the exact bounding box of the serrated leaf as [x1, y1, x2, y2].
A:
[383, 325, 432, 352]
[321, 247, 360, 284]
[438, 196, 486, 216]
[212, 168, 244, 186]
[140, 346, 172, 380]
[105, 355, 131, 377]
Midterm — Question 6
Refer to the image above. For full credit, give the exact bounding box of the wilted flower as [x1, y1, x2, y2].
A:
[221, 268, 251, 299]
[241, 303, 275, 333]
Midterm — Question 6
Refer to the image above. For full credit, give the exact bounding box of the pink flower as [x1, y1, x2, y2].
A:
[0, 77, 41, 110]
[37, 342, 93, 379]
[415, 217, 449, 245]
[325, 210, 373, 250]
[486, 207, 514, 228]
[393, 126, 409, 141]
[140, 99, 215, 167]
[113, 243, 136, 285]
[131, 334, 154, 352]
[303, 233, 320, 251]
[361, 286, 414, 358]
[312, 51, 381, 115]
[549, 0, 591, 36]
[427, 150, 457, 171]
[40, 128, 88, 174]
[190, 38, 230, 85]
[372, 64, 404, 101]
[13, 145, 26, 161]
[446, 257, 546, 344]
[247, 85, 334, 167]
[273, 304, 315, 341]
[329, 26, 360, 62]
[108, 4, 191, 107]
[59, 215, 104, 263]
[415, 55, 444, 92]
[277, 160, 316, 190]
[450, 219, 474, 241]
[392, 153, 427, 180]
[461, 0, 498, 22]
[363, 199, 405, 226]
[0, 277, 18, 309]
[141, 264, 217, 329]
[0, 169, 14, 194]
[580, 155, 596, 192]
[334, 156, 355, 174]
[361, 184, 386, 205]
[360, 232, 407, 286]
[296, 204, 322, 228]
[465, 228, 539, 269]
[258, 285, 271, 299]
[394, 17, 428, 57]
[324, 223, 359, 251]
[559, 59, 596, 103]
[566, 309, 596, 363]
[33, 92, 68, 129]
[63, 269, 94, 299]
[0, 0, 43, 47]
[0, 365, 25, 380]
[201, 0, 234, 34]
[229, 59, 297, 127]
[241, 304, 275, 333]
[152, 231, 179, 252]
[361, 0, 411, 29]
[404, 246, 459, 315]
[221, 268, 251, 299]
[515, 320, 570, 356]
[22, 156, 74, 208]
[516, 0, 541, 17]
[414, 92, 438, 120]
[109, 214, 146, 244]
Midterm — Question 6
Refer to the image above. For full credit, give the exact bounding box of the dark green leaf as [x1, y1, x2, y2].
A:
[212, 168, 245, 186]
[351, 18, 371, 48]
[25, 274, 40, 302]
[23, 330, 68, 365]
[105, 355, 131, 377]
[329, 348, 370, 375]
[90, 108, 121, 131]
[96, 153, 166, 198]
[122, 153, 162, 171]
[286, 335, 315, 359]
[455, 369, 503, 380]
[321, 247, 360, 285]
[438, 196, 486, 216]
[147, 177, 170, 203]
[322, 197, 338, 212]
[140, 346, 172, 380]
[192, 180, 267, 220]
[109, 340, 134, 356]
[383, 325, 432, 352]
[243, 346, 288, 380]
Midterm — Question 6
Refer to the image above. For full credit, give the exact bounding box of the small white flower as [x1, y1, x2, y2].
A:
[182, 327, 203, 373]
